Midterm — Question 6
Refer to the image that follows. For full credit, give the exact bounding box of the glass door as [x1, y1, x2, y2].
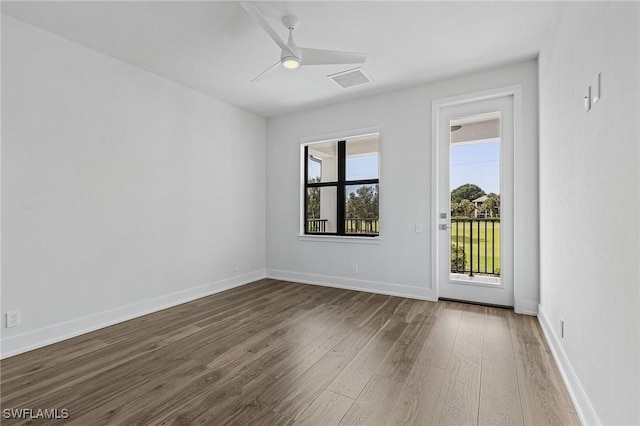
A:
[437, 95, 514, 306]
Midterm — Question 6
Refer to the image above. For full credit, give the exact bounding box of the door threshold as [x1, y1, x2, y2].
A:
[438, 297, 513, 310]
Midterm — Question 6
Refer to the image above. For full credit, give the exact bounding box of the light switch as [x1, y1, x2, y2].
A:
[415, 223, 423, 233]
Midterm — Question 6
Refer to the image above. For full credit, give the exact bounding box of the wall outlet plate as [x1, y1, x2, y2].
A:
[6, 310, 20, 328]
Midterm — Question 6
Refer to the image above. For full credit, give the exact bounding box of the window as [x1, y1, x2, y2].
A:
[303, 134, 379, 237]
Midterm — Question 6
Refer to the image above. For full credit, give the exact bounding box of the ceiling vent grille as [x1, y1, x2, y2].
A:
[328, 68, 372, 88]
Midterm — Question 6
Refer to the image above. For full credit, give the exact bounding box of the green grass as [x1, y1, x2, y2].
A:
[450, 220, 501, 275]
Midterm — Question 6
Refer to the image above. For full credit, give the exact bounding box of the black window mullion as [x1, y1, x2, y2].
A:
[303, 145, 309, 233]
[306, 181, 339, 188]
[337, 141, 346, 235]
[344, 179, 379, 186]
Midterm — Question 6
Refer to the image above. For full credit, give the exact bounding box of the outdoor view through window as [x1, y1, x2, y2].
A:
[304, 134, 379, 236]
[450, 113, 501, 282]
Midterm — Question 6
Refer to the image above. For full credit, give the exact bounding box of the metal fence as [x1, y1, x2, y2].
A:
[305, 218, 379, 235]
[451, 218, 500, 276]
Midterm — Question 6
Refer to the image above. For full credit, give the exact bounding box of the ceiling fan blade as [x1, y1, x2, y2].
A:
[299, 48, 367, 66]
[251, 60, 281, 82]
[240, 2, 295, 57]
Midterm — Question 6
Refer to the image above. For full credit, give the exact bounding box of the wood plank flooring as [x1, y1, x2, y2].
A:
[0, 279, 578, 425]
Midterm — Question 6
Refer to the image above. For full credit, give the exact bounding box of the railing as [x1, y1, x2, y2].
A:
[450, 218, 500, 276]
[305, 218, 379, 235]
[346, 218, 379, 235]
[306, 219, 328, 233]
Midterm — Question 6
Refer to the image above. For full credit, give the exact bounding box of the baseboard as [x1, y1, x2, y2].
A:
[0, 269, 267, 359]
[515, 298, 539, 316]
[538, 304, 600, 425]
[266, 269, 437, 301]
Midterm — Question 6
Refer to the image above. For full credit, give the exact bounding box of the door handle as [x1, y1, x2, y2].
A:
[438, 224, 452, 231]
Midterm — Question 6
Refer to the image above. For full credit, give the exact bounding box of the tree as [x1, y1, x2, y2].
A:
[458, 199, 475, 218]
[451, 200, 474, 217]
[450, 201, 460, 217]
[307, 177, 321, 219]
[483, 193, 500, 217]
[346, 185, 379, 219]
[451, 183, 486, 203]
[451, 244, 466, 272]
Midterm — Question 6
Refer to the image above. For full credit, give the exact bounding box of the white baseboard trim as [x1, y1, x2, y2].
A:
[0, 269, 267, 359]
[515, 299, 539, 316]
[266, 269, 437, 301]
[538, 304, 600, 426]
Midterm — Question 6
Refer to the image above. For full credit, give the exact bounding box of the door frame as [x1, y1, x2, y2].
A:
[431, 85, 523, 309]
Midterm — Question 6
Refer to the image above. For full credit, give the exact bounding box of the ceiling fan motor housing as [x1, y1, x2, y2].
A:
[281, 18, 302, 65]
[282, 15, 300, 31]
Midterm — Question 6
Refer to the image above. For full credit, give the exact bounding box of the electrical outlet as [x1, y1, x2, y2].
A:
[234, 261, 240, 272]
[560, 318, 564, 339]
[352, 264, 359, 274]
[6, 310, 20, 328]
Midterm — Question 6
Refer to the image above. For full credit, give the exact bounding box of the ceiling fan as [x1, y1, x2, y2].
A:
[240, 2, 367, 82]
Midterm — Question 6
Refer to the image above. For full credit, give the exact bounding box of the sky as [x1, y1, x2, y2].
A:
[347, 154, 378, 180]
[450, 139, 500, 195]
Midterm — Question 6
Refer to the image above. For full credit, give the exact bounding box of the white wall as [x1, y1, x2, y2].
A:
[266, 59, 539, 312]
[1, 16, 266, 357]
[538, 3, 640, 425]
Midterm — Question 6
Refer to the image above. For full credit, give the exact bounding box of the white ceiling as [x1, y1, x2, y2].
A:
[1, 1, 560, 118]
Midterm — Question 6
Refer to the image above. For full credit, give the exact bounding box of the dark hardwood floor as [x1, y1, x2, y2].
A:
[0, 279, 579, 425]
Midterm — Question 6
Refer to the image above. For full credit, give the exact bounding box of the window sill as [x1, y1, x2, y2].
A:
[298, 235, 382, 245]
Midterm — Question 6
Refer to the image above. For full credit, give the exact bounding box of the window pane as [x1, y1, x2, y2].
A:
[307, 141, 338, 183]
[346, 136, 378, 181]
[345, 184, 379, 235]
[306, 186, 337, 233]
[450, 112, 501, 281]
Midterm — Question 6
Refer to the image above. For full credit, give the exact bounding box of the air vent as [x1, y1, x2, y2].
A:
[328, 68, 372, 88]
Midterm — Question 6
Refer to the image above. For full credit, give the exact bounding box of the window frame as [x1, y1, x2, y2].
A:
[303, 138, 379, 237]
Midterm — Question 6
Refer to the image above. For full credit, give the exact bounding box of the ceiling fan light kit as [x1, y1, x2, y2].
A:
[281, 57, 300, 69]
[241, 1, 367, 81]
